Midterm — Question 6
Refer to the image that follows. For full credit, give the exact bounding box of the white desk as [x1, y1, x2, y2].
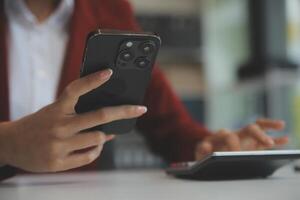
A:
[1, 165, 300, 200]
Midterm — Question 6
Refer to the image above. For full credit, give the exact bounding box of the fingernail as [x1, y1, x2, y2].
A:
[100, 69, 113, 80]
[137, 106, 147, 113]
[106, 134, 116, 142]
[110, 134, 116, 139]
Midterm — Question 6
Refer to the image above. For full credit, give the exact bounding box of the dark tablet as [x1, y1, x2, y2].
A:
[166, 150, 300, 180]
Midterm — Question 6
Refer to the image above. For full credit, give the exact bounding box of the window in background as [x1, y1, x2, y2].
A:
[287, 0, 300, 148]
[201, 0, 251, 130]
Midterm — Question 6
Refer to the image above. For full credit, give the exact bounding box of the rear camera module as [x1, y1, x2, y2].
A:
[119, 51, 134, 62]
[140, 42, 156, 55]
[135, 57, 150, 68]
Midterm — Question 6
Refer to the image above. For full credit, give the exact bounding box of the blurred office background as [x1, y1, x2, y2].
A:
[112, 0, 300, 169]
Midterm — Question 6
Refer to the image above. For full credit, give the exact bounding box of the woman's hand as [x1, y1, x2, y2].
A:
[195, 119, 289, 160]
[0, 69, 147, 172]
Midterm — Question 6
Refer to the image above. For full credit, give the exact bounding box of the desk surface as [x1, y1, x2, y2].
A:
[1, 165, 300, 200]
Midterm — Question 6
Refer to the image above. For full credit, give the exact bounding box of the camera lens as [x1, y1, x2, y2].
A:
[135, 57, 150, 68]
[125, 41, 133, 48]
[140, 42, 156, 55]
[119, 51, 134, 62]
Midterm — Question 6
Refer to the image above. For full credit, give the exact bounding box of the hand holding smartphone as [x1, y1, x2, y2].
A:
[75, 29, 161, 134]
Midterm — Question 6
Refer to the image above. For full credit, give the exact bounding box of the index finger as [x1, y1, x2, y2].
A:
[256, 119, 285, 131]
[59, 69, 113, 111]
[68, 105, 147, 132]
[273, 136, 289, 146]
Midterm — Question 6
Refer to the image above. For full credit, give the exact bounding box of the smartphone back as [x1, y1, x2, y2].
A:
[75, 30, 161, 134]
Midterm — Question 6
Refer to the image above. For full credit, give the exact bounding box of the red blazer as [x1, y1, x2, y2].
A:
[0, 0, 211, 168]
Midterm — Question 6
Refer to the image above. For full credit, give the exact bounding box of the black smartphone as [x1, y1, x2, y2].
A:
[75, 29, 161, 134]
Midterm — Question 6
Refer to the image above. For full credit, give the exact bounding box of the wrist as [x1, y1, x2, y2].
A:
[0, 121, 14, 165]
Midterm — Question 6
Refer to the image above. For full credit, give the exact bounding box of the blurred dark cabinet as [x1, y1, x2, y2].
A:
[136, 15, 201, 49]
[136, 14, 202, 64]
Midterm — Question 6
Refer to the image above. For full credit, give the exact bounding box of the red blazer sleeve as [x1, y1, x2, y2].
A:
[110, 0, 212, 162]
[137, 67, 211, 163]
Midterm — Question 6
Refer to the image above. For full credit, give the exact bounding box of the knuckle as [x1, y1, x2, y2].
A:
[227, 133, 238, 142]
[50, 121, 69, 136]
[247, 124, 259, 132]
[218, 129, 230, 136]
[47, 159, 61, 172]
[63, 83, 75, 98]
[94, 133, 105, 144]
[51, 127, 64, 138]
